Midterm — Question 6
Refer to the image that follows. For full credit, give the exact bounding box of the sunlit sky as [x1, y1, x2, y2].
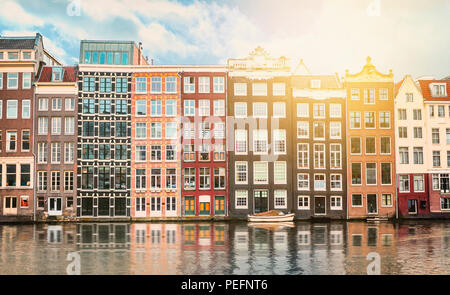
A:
[0, 0, 449, 81]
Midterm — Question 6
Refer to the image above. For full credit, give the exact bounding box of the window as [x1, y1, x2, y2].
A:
[198, 76, 210, 93]
[38, 171, 47, 191]
[274, 161, 287, 184]
[184, 168, 195, 190]
[429, 105, 434, 117]
[38, 143, 47, 163]
[351, 163, 362, 185]
[164, 99, 177, 117]
[83, 77, 95, 92]
[98, 167, 110, 190]
[214, 122, 225, 139]
[235, 162, 248, 184]
[253, 162, 268, 184]
[6, 164, 16, 186]
[51, 117, 61, 135]
[413, 109, 422, 120]
[364, 112, 375, 128]
[432, 128, 440, 144]
[447, 129, 450, 144]
[151, 99, 162, 116]
[183, 122, 195, 139]
[448, 151, 450, 167]
[382, 194, 393, 207]
[310, 79, 321, 89]
[83, 99, 94, 114]
[199, 100, 210, 116]
[82, 144, 94, 160]
[116, 78, 128, 93]
[199, 144, 210, 161]
[0, 72, 2, 89]
[352, 194, 363, 207]
[414, 147, 424, 164]
[297, 103, 309, 117]
[433, 151, 441, 167]
[431, 84, 447, 97]
[115, 144, 127, 160]
[150, 77, 162, 93]
[398, 109, 407, 120]
[441, 198, 450, 210]
[380, 88, 388, 100]
[398, 127, 407, 139]
[213, 144, 225, 161]
[184, 100, 195, 116]
[38, 98, 48, 111]
[235, 130, 247, 154]
[379, 112, 390, 128]
[64, 117, 75, 135]
[330, 104, 341, 118]
[99, 78, 111, 93]
[99, 144, 110, 160]
[234, 102, 247, 118]
[366, 163, 377, 185]
[150, 122, 161, 139]
[214, 167, 226, 189]
[273, 129, 286, 154]
[364, 88, 375, 104]
[297, 121, 309, 138]
[184, 76, 195, 93]
[298, 196, 309, 209]
[135, 169, 146, 190]
[330, 174, 342, 191]
[99, 99, 111, 114]
[136, 77, 147, 93]
[380, 137, 391, 154]
[330, 196, 342, 210]
[82, 121, 94, 137]
[381, 163, 392, 185]
[150, 145, 162, 162]
[365, 137, 376, 155]
[414, 175, 424, 192]
[165, 122, 177, 139]
[6, 131, 17, 152]
[7, 73, 18, 89]
[330, 122, 341, 139]
[252, 83, 267, 96]
[234, 83, 247, 96]
[350, 112, 361, 129]
[135, 122, 147, 139]
[150, 168, 162, 190]
[21, 100, 31, 119]
[213, 100, 225, 116]
[330, 144, 341, 169]
[272, 83, 285, 96]
[166, 145, 176, 161]
[297, 143, 309, 168]
[20, 164, 30, 187]
[65, 143, 74, 163]
[7, 100, 18, 119]
[297, 174, 309, 190]
[253, 102, 267, 118]
[274, 190, 287, 209]
[351, 88, 360, 100]
[19, 130, 30, 153]
[235, 191, 248, 209]
[414, 127, 422, 139]
[115, 122, 127, 137]
[213, 76, 224, 93]
[136, 145, 146, 162]
[115, 167, 127, 190]
[183, 144, 195, 161]
[253, 129, 268, 154]
[313, 122, 325, 140]
[314, 144, 325, 169]
[438, 105, 445, 117]
[313, 104, 325, 118]
[136, 100, 147, 116]
[399, 147, 409, 164]
[350, 137, 361, 154]
[314, 174, 326, 191]
[51, 171, 60, 191]
[199, 122, 211, 139]
[166, 168, 177, 189]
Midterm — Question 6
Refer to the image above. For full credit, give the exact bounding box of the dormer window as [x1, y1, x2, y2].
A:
[310, 79, 321, 89]
[8, 52, 19, 60]
[431, 83, 447, 97]
[22, 52, 32, 60]
[51, 67, 64, 82]
[0, 52, 4, 59]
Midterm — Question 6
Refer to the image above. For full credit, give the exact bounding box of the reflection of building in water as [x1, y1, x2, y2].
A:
[345, 222, 400, 274]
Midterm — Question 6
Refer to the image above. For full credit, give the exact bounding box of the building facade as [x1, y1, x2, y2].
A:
[228, 47, 293, 219]
[77, 40, 147, 220]
[35, 66, 78, 220]
[131, 69, 182, 219]
[345, 57, 396, 219]
[180, 68, 228, 218]
[291, 62, 347, 219]
[0, 33, 60, 221]
[394, 75, 430, 217]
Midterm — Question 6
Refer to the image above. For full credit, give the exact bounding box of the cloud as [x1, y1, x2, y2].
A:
[0, 1, 44, 27]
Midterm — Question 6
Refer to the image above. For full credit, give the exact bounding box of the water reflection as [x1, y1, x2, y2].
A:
[0, 221, 449, 274]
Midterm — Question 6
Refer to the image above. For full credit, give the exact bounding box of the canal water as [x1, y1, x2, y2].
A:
[0, 221, 449, 275]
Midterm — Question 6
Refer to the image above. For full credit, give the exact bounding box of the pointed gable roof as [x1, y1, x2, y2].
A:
[345, 56, 393, 82]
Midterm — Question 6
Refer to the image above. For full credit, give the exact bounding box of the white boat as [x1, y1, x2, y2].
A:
[248, 213, 295, 222]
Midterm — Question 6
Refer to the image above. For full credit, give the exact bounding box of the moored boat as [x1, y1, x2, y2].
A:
[248, 210, 295, 222]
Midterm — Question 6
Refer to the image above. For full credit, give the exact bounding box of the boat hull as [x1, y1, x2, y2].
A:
[247, 213, 295, 222]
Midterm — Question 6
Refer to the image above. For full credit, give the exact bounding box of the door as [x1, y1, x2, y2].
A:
[314, 196, 326, 215]
[3, 197, 17, 215]
[408, 199, 417, 214]
[48, 197, 62, 216]
[166, 196, 176, 217]
[214, 196, 225, 215]
[184, 196, 195, 216]
[367, 194, 378, 214]
[150, 197, 161, 217]
[135, 197, 146, 217]
[254, 190, 268, 214]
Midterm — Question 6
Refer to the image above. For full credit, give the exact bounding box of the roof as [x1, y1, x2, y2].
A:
[38, 66, 77, 83]
[418, 79, 450, 101]
[394, 77, 405, 97]
[292, 74, 341, 89]
[0, 33, 41, 50]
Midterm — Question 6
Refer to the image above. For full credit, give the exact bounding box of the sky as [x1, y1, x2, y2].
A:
[0, 0, 449, 81]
